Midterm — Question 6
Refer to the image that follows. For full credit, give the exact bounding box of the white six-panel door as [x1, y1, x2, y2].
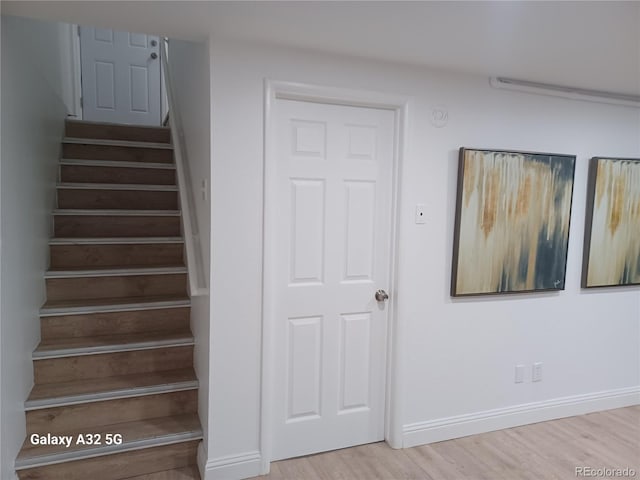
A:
[272, 98, 395, 460]
[80, 27, 161, 125]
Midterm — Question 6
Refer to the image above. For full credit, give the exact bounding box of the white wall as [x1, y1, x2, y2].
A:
[0, 15, 68, 479]
[208, 39, 640, 478]
[165, 38, 212, 472]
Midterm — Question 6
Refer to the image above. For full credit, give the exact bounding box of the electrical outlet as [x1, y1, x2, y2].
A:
[515, 364, 525, 383]
[532, 362, 543, 382]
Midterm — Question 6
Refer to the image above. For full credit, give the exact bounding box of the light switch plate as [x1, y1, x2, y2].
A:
[533, 362, 543, 382]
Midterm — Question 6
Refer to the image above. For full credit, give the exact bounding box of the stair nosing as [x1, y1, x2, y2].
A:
[57, 182, 178, 192]
[49, 237, 184, 245]
[66, 118, 171, 131]
[33, 335, 195, 359]
[40, 298, 191, 316]
[14, 428, 203, 469]
[53, 209, 181, 216]
[60, 159, 176, 169]
[45, 266, 188, 278]
[63, 137, 174, 150]
[24, 379, 199, 411]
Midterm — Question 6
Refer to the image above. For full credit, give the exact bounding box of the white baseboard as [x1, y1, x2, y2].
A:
[203, 450, 262, 480]
[403, 386, 640, 448]
[198, 387, 639, 478]
[197, 442, 207, 479]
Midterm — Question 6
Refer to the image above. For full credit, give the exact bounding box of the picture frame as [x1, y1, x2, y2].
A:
[451, 147, 576, 297]
[582, 157, 640, 288]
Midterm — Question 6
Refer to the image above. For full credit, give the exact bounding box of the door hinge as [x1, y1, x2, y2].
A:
[80, 97, 83, 108]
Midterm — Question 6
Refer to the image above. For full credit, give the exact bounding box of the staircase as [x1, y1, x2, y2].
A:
[15, 120, 202, 479]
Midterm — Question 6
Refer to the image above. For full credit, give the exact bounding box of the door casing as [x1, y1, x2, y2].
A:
[261, 79, 409, 473]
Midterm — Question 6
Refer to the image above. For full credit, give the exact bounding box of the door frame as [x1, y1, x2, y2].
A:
[261, 79, 409, 473]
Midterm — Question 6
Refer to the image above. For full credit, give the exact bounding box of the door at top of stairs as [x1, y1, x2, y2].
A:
[81, 27, 162, 126]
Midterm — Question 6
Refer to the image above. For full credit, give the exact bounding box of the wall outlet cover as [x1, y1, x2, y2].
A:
[533, 362, 543, 382]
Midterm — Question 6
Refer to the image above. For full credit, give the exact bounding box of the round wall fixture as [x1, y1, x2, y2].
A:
[431, 105, 449, 128]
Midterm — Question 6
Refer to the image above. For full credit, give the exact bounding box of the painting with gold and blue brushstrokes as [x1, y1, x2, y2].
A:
[582, 157, 640, 288]
[451, 148, 576, 296]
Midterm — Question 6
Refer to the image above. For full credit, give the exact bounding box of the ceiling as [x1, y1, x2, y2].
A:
[2, 1, 639, 96]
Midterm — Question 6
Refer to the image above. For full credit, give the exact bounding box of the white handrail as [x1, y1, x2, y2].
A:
[160, 38, 208, 296]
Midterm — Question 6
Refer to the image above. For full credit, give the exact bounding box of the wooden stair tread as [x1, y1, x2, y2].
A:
[58, 183, 179, 191]
[45, 265, 188, 277]
[47, 264, 185, 272]
[41, 295, 191, 313]
[63, 137, 174, 150]
[16, 414, 202, 468]
[16, 441, 200, 479]
[127, 466, 201, 479]
[61, 159, 176, 169]
[65, 120, 172, 145]
[50, 237, 184, 245]
[27, 369, 197, 405]
[54, 209, 181, 216]
[35, 332, 194, 358]
[67, 119, 170, 127]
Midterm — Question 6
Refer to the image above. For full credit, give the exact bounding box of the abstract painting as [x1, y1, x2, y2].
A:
[582, 157, 640, 288]
[451, 148, 576, 296]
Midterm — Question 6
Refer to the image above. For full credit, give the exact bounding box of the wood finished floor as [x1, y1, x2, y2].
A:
[256, 406, 639, 480]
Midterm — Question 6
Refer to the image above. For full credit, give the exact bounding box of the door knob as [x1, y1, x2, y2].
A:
[150, 52, 158, 60]
[375, 289, 389, 302]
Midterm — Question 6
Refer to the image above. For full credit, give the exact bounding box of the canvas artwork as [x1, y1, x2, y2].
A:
[582, 157, 640, 288]
[451, 148, 576, 296]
